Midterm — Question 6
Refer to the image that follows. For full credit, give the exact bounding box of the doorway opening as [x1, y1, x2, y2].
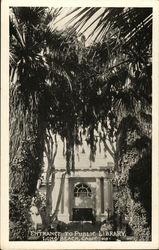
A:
[72, 208, 93, 221]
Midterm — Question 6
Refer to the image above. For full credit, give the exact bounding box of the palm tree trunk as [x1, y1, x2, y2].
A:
[9, 88, 45, 240]
[41, 132, 58, 229]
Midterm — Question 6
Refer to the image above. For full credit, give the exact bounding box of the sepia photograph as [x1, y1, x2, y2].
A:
[1, 1, 159, 249]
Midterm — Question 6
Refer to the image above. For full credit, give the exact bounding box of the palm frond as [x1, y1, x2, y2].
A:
[63, 7, 152, 46]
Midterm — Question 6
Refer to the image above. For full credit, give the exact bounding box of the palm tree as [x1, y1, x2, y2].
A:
[9, 7, 61, 240]
[64, 8, 152, 112]
[64, 7, 152, 240]
[9, 8, 85, 236]
[45, 28, 80, 175]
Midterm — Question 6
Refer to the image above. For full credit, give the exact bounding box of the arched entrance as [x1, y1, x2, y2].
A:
[72, 183, 95, 221]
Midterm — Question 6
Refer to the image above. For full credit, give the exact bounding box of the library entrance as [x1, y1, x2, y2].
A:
[50, 167, 114, 223]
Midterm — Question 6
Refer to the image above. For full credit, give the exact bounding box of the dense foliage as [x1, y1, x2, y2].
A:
[9, 7, 152, 240]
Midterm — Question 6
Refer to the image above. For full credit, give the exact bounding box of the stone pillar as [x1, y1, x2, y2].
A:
[104, 179, 113, 219]
[51, 175, 60, 213]
[96, 178, 101, 219]
[104, 178, 109, 210]
[109, 180, 113, 213]
[64, 175, 69, 214]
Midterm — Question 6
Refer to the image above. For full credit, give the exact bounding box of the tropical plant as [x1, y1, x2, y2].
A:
[65, 8, 152, 46]
[9, 7, 61, 239]
[43, 130, 58, 228]
[9, 7, 89, 236]
[64, 7, 152, 240]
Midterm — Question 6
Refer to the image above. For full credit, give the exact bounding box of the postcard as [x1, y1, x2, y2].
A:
[1, 0, 159, 249]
